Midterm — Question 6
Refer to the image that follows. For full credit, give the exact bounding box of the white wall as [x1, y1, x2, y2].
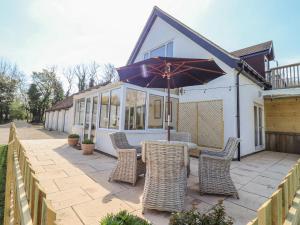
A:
[134, 17, 235, 76]
[45, 112, 49, 129]
[57, 110, 64, 132]
[239, 73, 265, 155]
[52, 111, 58, 130]
[64, 108, 73, 133]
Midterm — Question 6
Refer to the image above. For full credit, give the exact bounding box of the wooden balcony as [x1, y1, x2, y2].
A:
[266, 62, 300, 89]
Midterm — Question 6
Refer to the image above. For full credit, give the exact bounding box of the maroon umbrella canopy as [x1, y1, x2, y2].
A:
[117, 57, 226, 141]
[117, 57, 225, 89]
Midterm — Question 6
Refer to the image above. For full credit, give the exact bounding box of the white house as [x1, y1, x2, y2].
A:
[45, 6, 276, 159]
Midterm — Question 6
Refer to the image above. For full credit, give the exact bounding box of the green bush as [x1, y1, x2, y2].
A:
[169, 200, 233, 225]
[82, 139, 94, 144]
[68, 134, 79, 139]
[0, 145, 8, 224]
[100, 210, 151, 225]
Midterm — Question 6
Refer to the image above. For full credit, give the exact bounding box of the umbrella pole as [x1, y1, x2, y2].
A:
[167, 77, 171, 141]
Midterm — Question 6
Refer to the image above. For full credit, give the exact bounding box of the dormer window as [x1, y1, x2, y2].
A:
[144, 41, 173, 60]
[264, 56, 269, 71]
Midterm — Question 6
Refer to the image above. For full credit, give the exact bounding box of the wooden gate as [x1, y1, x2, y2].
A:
[178, 100, 224, 149]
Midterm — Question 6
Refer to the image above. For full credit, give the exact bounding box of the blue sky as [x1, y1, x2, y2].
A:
[0, 0, 300, 79]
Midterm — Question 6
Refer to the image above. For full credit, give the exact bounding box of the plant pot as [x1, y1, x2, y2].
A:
[82, 144, 95, 155]
[68, 138, 79, 146]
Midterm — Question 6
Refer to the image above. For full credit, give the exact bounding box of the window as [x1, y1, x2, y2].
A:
[109, 89, 121, 129]
[166, 42, 173, 57]
[165, 97, 178, 130]
[90, 96, 98, 142]
[144, 41, 173, 59]
[144, 52, 149, 60]
[83, 98, 91, 139]
[264, 57, 269, 72]
[74, 100, 80, 125]
[99, 92, 110, 128]
[148, 95, 164, 129]
[150, 45, 166, 58]
[254, 105, 263, 147]
[125, 89, 146, 130]
[74, 98, 85, 125]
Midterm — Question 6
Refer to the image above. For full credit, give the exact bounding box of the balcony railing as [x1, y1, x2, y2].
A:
[266, 62, 300, 89]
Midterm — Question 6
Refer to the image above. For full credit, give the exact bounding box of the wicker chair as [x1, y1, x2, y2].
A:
[170, 132, 192, 142]
[198, 137, 240, 198]
[201, 137, 236, 157]
[142, 141, 188, 213]
[109, 132, 146, 186]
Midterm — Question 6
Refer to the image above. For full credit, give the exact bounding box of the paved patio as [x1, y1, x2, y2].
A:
[19, 137, 300, 225]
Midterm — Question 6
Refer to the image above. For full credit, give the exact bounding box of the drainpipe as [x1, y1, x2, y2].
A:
[236, 63, 244, 161]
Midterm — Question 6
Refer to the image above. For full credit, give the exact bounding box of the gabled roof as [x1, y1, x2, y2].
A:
[127, 6, 239, 68]
[231, 41, 274, 60]
[46, 95, 73, 112]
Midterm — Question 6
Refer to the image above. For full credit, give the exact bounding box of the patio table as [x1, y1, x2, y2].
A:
[154, 140, 200, 177]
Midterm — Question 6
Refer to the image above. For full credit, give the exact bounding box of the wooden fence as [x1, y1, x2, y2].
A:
[3, 123, 56, 225]
[247, 159, 300, 225]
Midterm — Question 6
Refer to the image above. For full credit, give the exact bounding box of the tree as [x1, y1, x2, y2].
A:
[63, 67, 75, 97]
[0, 58, 24, 123]
[101, 63, 119, 84]
[88, 61, 100, 88]
[27, 83, 42, 123]
[74, 64, 88, 91]
[27, 69, 64, 123]
[9, 99, 26, 120]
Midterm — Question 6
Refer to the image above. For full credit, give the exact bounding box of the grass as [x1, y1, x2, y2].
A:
[0, 145, 7, 225]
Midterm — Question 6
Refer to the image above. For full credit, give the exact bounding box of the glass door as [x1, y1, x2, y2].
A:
[254, 105, 263, 149]
[83, 98, 91, 140]
[90, 96, 98, 143]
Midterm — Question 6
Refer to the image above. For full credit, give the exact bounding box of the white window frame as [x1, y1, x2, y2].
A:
[143, 40, 174, 59]
[254, 103, 264, 150]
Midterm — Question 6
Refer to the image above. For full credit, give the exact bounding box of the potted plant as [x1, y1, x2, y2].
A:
[68, 134, 80, 146]
[81, 139, 95, 155]
[100, 210, 151, 225]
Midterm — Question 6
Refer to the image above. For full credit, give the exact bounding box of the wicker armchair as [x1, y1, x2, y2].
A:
[109, 132, 146, 186]
[201, 137, 236, 157]
[198, 137, 240, 198]
[170, 132, 192, 142]
[142, 141, 188, 213]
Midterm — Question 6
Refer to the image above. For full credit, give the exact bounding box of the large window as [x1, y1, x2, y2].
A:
[148, 95, 164, 129]
[74, 98, 85, 125]
[90, 96, 98, 142]
[109, 89, 121, 129]
[254, 105, 263, 147]
[83, 98, 91, 139]
[99, 92, 110, 128]
[165, 97, 178, 130]
[144, 41, 173, 59]
[125, 89, 146, 130]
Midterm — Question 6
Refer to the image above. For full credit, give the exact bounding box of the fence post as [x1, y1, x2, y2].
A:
[271, 188, 283, 225]
[257, 199, 272, 225]
[4, 141, 14, 225]
[41, 199, 56, 225]
[279, 179, 289, 222]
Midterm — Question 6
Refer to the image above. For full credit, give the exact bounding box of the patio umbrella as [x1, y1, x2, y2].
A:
[117, 57, 225, 141]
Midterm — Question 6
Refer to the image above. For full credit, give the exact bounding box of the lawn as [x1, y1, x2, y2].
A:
[0, 145, 7, 225]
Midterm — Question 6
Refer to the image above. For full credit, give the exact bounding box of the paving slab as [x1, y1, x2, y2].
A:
[9, 124, 299, 225]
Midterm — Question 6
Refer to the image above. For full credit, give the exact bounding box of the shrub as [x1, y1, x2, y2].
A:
[68, 134, 79, 139]
[82, 139, 94, 144]
[100, 210, 151, 225]
[169, 200, 233, 225]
